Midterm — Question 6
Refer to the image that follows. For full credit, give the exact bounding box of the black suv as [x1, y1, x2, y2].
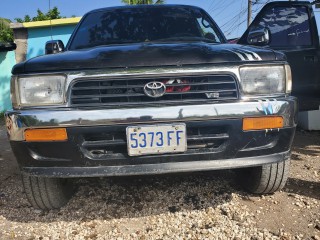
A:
[6, 4, 297, 209]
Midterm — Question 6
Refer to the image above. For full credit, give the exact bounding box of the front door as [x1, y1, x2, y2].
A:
[238, 2, 320, 110]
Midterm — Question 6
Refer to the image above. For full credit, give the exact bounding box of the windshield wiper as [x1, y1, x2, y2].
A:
[73, 40, 140, 50]
[151, 37, 219, 43]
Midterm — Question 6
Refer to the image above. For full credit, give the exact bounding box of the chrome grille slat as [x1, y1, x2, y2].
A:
[166, 90, 237, 95]
[71, 81, 235, 90]
[159, 81, 235, 87]
[70, 74, 238, 106]
[72, 85, 144, 90]
[72, 93, 146, 99]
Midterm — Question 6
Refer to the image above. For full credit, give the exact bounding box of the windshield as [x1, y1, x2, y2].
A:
[68, 6, 224, 50]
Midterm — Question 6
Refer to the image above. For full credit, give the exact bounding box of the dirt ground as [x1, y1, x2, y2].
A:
[239, 130, 320, 238]
[0, 124, 319, 239]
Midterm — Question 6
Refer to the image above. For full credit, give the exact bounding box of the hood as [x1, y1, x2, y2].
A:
[12, 43, 283, 74]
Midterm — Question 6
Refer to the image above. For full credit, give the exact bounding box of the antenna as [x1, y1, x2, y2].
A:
[49, 0, 53, 40]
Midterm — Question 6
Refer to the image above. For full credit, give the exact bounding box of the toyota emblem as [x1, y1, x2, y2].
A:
[143, 81, 166, 98]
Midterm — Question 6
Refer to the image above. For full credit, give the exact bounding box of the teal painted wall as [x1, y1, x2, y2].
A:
[0, 51, 15, 111]
[0, 24, 77, 111]
[27, 24, 77, 59]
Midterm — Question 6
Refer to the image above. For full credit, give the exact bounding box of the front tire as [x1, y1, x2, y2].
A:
[22, 173, 74, 210]
[239, 159, 290, 194]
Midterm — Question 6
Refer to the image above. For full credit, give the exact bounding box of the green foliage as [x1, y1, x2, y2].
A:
[15, 7, 64, 23]
[0, 18, 13, 42]
[122, 0, 164, 5]
[0, 111, 5, 125]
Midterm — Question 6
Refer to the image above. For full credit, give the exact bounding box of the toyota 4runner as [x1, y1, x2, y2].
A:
[6, 4, 297, 209]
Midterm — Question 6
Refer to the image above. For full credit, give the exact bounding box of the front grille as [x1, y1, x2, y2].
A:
[70, 74, 238, 106]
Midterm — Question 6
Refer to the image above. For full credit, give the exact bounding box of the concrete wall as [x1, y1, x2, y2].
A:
[0, 51, 15, 111]
[11, 17, 81, 63]
[27, 25, 76, 59]
[13, 28, 28, 63]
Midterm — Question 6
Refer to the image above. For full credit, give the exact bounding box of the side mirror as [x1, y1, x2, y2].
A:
[247, 27, 270, 46]
[201, 18, 210, 28]
[45, 40, 65, 54]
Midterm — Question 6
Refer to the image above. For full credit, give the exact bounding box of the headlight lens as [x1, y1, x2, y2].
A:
[17, 75, 66, 106]
[240, 65, 289, 96]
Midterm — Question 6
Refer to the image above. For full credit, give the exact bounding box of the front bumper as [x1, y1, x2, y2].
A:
[6, 97, 298, 177]
[22, 152, 290, 178]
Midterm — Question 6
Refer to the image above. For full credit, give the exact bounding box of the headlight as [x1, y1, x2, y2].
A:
[16, 75, 66, 107]
[240, 65, 291, 96]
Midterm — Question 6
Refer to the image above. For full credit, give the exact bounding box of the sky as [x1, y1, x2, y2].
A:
[0, 0, 320, 39]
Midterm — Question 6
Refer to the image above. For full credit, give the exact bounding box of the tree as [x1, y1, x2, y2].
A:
[0, 7, 69, 43]
[15, 7, 64, 23]
[122, 0, 164, 5]
[0, 18, 13, 42]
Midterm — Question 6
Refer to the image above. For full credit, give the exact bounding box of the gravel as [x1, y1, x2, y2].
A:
[0, 173, 283, 239]
[0, 127, 319, 239]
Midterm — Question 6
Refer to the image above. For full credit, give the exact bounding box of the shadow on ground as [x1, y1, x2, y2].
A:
[285, 177, 320, 200]
[0, 171, 237, 224]
[291, 130, 320, 159]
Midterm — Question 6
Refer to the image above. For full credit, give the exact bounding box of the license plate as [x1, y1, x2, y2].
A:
[126, 124, 187, 156]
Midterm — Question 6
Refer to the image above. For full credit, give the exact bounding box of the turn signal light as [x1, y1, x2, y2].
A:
[243, 116, 284, 131]
[25, 128, 68, 142]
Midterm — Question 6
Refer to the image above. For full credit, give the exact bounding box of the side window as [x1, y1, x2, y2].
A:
[197, 17, 221, 43]
[252, 6, 312, 47]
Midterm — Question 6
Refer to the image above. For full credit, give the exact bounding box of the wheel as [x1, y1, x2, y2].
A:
[21, 173, 74, 210]
[238, 159, 290, 194]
